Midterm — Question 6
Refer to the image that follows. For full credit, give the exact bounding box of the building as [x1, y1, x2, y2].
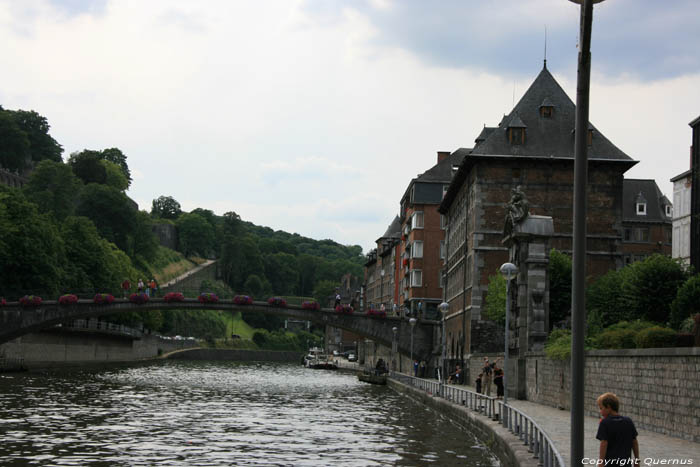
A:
[363, 216, 401, 312]
[671, 170, 691, 265]
[398, 151, 466, 320]
[621, 179, 672, 264]
[439, 64, 636, 357]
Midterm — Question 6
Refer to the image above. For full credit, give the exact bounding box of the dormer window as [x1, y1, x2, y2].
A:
[665, 205, 672, 217]
[509, 127, 525, 145]
[636, 202, 647, 215]
[539, 98, 554, 118]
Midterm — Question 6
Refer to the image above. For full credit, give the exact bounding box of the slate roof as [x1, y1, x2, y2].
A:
[400, 150, 469, 204]
[622, 179, 672, 223]
[670, 169, 691, 182]
[379, 215, 401, 240]
[471, 67, 634, 161]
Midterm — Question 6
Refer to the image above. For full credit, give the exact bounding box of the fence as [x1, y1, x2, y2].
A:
[391, 372, 565, 467]
[56, 318, 144, 339]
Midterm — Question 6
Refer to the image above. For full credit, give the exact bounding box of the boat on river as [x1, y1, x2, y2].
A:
[303, 347, 338, 370]
[357, 371, 386, 385]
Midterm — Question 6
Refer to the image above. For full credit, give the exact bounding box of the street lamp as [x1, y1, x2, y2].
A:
[438, 301, 449, 390]
[380, 269, 385, 309]
[409, 317, 417, 367]
[392, 326, 398, 372]
[568, 0, 603, 462]
[499, 262, 518, 422]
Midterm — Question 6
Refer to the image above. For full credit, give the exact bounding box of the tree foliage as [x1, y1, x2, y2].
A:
[548, 249, 571, 329]
[176, 212, 215, 257]
[0, 111, 31, 172]
[23, 160, 82, 220]
[151, 195, 182, 219]
[5, 109, 63, 163]
[670, 275, 700, 329]
[68, 151, 107, 185]
[484, 274, 506, 325]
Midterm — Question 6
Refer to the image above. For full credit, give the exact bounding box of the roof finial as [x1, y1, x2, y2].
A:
[543, 25, 548, 69]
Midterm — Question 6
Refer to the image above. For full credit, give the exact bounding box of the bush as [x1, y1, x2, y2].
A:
[544, 329, 571, 360]
[670, 275, 700, 329]
[594, 329, 638, 349]
[634, 326, 677, 349]
[676, 333, 694, 347]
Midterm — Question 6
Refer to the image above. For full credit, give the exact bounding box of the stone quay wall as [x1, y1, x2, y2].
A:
[465, 349, 700, 442]
[0, 330, 196, 369]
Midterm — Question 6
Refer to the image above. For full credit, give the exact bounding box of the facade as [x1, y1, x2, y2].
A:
[690, 115, 700, 272]
[671, 170, 692, 264]
[363, 216, 401, 312]
[398, 151, 466, 320]
[621, 179, 672, 264]
[439, 65, 636, 357]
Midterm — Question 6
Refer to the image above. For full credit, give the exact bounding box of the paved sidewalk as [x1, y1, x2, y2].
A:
[457, 383, 699, 466]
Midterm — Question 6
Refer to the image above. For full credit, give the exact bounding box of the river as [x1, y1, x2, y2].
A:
[0, 361, 499, 466]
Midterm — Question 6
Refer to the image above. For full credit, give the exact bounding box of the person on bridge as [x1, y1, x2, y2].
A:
[493, 364, 504, 399]
[596, 392, 640, 466]
[335, 293, 341, 307]
[149, 279, 157, 297]
[137, 279, 144, 293]
[121, 279, 130, 298]
[482, 357, 494, 396]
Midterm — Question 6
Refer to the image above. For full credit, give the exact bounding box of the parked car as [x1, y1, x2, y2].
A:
[347, 353, 357, 362]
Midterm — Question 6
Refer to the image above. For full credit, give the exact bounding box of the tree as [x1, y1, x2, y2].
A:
[313, 279, 338, 306]
[151, 195, 182, 219]
[68, 150, 107, 185]
[102, 160, 129, 191]
[484, 274, 506, 325]
[76, 183, 137, 254]
[0, 186, 65, 298]
[623, 254, 689, 324]
[548, 249, 572, 329]
[100, 147, 131, 187]
[131, 211, 158, 262]
[264, 252, 299, 295]
[670, 275, 700, 329]
[5, 109, 63, 163]
[587, 268, 633, 329]
[23, 160, 82, 220]
[243, 274, 264, 297]
[176, 212, 215, 257]
[0, 110, 31, 172]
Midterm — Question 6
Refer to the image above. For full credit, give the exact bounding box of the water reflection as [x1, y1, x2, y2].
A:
[0, 361, 499, 466]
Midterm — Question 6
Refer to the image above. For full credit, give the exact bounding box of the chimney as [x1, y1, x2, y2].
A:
[437, 151, 450, 163]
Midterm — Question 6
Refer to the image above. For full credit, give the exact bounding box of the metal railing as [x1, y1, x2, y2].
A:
[56, 318, 144, 339]
[391, 372, 565, 467]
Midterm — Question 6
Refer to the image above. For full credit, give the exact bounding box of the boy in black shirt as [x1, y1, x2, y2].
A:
[596, 392, 640, 466]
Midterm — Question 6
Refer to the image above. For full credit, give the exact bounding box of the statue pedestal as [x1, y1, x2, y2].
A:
[503, 215, 553, 399]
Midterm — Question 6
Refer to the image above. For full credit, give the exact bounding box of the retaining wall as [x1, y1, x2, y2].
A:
[464, 348, 700, 443]
[160, 260, 217, 291]
[166, 348, 303, 362]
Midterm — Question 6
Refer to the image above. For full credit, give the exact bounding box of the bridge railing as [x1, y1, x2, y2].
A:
[56, 318, 144, 339]
[390, 372, 565, 467]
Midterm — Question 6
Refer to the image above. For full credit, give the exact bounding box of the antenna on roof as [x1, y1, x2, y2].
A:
[544, 25, 548, 69]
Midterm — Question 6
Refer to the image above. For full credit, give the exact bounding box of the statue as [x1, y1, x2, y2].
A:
[504, 186, 530, 237]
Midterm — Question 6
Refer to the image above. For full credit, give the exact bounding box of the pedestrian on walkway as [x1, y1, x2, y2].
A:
[121, 279, 130, 298]
[596, 392, 640, 466]
[149, 279, 157, 297]
[493, 364, 504, 399]
[413, 359, 419, 377]
[137, 279, 144, 293]
[475, 373, 483, 394]
[419, 360, 426, 378]
[482, 357, 493, 396]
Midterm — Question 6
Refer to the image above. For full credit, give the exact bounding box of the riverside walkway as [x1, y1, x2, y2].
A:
[455, 381, 699, 466]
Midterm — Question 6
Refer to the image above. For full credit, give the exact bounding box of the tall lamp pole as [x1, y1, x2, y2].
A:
[392, 326, 398, 372]
[500, 262, 518, 426]
[438, 301, 449, 392]
[568, 0, 602, 463]
[380, 269, 385, 309]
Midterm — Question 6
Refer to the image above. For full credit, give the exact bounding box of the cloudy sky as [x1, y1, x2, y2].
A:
[1, 0, 699, 253]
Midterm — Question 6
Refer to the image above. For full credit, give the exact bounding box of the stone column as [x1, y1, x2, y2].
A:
[503, 215, 553, 399]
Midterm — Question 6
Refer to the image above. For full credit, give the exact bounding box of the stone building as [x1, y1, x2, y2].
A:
[671, 169, 691, 265]
[621, 179, 672, 265]
[439, 64, 636, 357]
[398, 151, 466, 320]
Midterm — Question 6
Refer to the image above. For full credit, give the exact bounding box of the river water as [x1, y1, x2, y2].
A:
[0, 361, 499, 466]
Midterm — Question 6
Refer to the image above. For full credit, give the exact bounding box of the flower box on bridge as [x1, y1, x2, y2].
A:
[234, 295, 253, 305]
[19, 295, 42, 307]
[301, 300, 320, 311]
[58, 294, 78, 306]
[198, 293, 218, 304]
[267, 297, 287, 307]
[335, 304, 354, 314]
[93, 293, 114, 305]
[164, 292, 185, 303]
[366, 308, 386, 318]
[129, 293, 149, 305]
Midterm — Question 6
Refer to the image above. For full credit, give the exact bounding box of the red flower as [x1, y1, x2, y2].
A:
[301, 301, 320, 310]
[19, 295, 42, 306]
[234, 295, 253, 305]
[267, 297, 287, 307]
[129, 293, 150, 305]
[58, 294, 78, 305]
[93, 293, 115, 304]
[198, 293, 218, 303]
[164, 292, 185, 303]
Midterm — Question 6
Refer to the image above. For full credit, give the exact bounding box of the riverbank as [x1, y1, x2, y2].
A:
[165, 348, 303, 362]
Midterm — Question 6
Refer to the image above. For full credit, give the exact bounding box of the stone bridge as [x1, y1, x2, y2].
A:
[0, 299, 438, 360]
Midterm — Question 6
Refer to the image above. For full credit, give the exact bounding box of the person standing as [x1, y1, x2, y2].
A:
[149, 279, 157, 297]
[137, 279, 144, 294]
[121, 279, 130, 298]
[413, 360, 419, 377]
[493, 364, 504, 399]
[475, 373, 483, 394]
[596, 392, 640, 466]
[482, 357, 493, 396]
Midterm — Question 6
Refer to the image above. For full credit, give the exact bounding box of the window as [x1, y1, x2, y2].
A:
[665, 205, 672, 217]
[412, 241, 423, 259]
[410, 270, 422, 287]
[440, 240, 445, 259]
[508, 127, 525, 145]
[625, 228, 649, 242]
[540, 106, 553, 118]
[636, 202, 647, 215]
[411, 211, 424, 229]
[439, 269, 445, 288]
[442, 185, 449, 199]
[440, 214, 447, 229]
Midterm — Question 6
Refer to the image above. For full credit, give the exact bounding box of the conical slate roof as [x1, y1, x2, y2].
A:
[472, 67, 633, 161]
[380, 215, 402, 239]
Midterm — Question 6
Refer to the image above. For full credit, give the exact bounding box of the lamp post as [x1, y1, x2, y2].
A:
[380, 269, 385, 309]
[391, 326, 398, 372]
[568, 0, 603, 462]
[409, 317, 417, 365]
[438, 301, 449, 392]
[499, 262, 518, 426]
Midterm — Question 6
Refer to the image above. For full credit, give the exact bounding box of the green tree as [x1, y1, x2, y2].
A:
[131, 210, 158, 263]
[23, 160, 82, 220]
[548, 249, 572, 329]
[0, 186, 65, 297]
[76, 183, 136, 254]
[68, 150, 107, 185]
[623, 254, 689, 324]
[264, 252, 299, 295]
[102, 160, 129, 191]
[297, 254, 319, 297]
[0, 110, 31, 172]
[670, 275, 700, 329]
[177, 212, 215, 257]
[313, 279, 338, 306]
[243, 274, 264, 297]
[484, 274, 506, 325]
[100, 147, 131, 187]
[151, 195, 182, 219]
[587, 268, 633, 329]
[5, 109, 63, 163]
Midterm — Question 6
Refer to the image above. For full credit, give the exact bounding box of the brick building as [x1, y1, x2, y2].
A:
[621, 179, 672, 264]
[439, 64, 636, 357]
[363, 216, 401, 312]
[398, 151, 466, 319]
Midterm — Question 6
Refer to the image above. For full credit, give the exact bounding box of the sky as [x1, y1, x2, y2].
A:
[1, 0, 699, 253]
